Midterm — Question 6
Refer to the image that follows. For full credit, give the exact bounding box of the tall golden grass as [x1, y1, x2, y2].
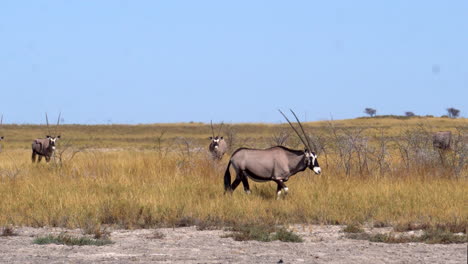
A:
[0, 117, 466, 232]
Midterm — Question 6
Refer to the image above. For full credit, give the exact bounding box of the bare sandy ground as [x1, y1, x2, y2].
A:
[0, 225, 466, 264]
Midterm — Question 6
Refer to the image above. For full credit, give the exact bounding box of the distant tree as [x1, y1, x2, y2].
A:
[364, 108, 377, 117]
[405, 111, 415, 117]
[446, 108, 460, 118]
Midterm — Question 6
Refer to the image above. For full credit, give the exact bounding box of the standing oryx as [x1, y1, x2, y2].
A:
[433, 131, 452, 150]
[209, 121, 228, 160]
[0, 114, 4, 141]
[224, 110, 321, 199]
[32, 113, 61, 163]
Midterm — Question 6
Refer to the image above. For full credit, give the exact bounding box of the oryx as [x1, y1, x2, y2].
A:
[224, 110, 321, 199]
[209, 121, 228, 160]
[0, 114, 4, 141]
[32, 113, 61, 163]
[433, 131, 452, 150]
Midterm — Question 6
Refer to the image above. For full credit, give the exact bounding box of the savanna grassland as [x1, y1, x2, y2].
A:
[0, 117, 466, 236]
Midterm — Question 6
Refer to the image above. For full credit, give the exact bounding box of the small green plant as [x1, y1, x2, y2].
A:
[347, 229, 467, 244]
[421, 229, 467, 244]
[223, 225, 303, 243]
[33, 233, 113, 246]
[271, 228, 303, 242]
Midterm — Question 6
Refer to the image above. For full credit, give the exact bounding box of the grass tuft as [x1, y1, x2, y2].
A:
[33, 233, 114, 246]
[347, 229, 467, 244]
[224, 225, 303, 243]
[343, 223, 364, 233]
[1, 226, 17, 236]
[146, 230, 165, 239]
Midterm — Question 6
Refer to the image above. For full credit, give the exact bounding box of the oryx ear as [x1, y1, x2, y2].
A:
[220, 136, 223, 139]
[209, 137, 213, 140]
[46, 135, 51, 138]
[57, 135, 61, 139]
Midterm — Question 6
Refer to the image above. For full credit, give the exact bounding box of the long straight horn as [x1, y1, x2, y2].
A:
[45, 113, 51, 135]
[55, 112, 61, 135]
[1, 114, 3, 127]
[210, 120, 215, 138]
[289, 109, 313, 151]
[217, 121, 224, 137]
[278, 109, 309, 148]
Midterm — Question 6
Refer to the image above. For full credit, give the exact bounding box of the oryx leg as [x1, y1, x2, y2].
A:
[230, 177, 242, 191]
[32, 152, 36, 163]
[240, 173, 251, 194]
[274, 180, 288, 200]
[45, 156, 51, 162]
[37, 155, 43, 163]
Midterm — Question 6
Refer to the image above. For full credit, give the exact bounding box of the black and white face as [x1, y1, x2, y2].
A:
[305, 150, 321, 174]
[209, 136, 223, 149]
[47, 135, 61, 149]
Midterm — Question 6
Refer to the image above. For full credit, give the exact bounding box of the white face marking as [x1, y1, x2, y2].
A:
[313, 167, 321, 174]
[52, 146, 56, 150]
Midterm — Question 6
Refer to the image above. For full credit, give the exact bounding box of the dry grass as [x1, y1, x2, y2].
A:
[0, 117, 466, 234]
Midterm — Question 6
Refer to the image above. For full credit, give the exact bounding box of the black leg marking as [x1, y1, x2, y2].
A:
[240, 172, 251, 194]
[274, 180, 288, 199]
[231, 178, 241, 191]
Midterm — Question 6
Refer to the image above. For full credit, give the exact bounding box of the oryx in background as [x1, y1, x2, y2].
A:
[433, 131, 452, 150]
[224, 110, 321, 199]
[0, 114, 4, 141]
[32, 113, 61, 163]
[209, 121, 228, 160]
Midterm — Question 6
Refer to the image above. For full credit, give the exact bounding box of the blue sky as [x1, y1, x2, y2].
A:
[1, 1, 467, 124]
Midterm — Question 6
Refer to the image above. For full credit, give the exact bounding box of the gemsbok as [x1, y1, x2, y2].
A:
[433, 131, 452, 150]
[0, 114, 4, 141]
[209, 121, 228, 160]
[32, 113, 61, 163]
[224, 110, 321, 199]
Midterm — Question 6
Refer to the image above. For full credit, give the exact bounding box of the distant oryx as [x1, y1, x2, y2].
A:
[224, 110, 321, 199]
[209, 121, 228, 160]
[0, 114, 4, 141]
[433, 131, 452, 150]
[32, 113, 61, 163]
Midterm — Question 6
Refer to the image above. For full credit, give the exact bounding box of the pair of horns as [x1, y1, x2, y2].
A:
[210, 120, 224, 139]
[279, 109, 313, 152]
[45, 112, 61, 136]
